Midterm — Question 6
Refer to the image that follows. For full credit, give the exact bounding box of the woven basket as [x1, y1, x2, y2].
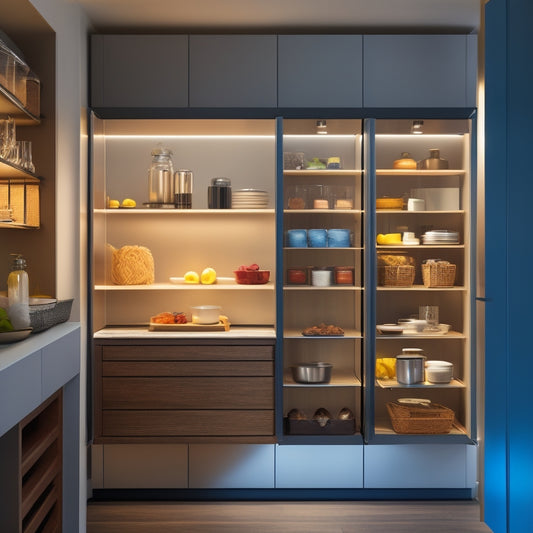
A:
[386, 401, 455, 434]
[378, 265, 415, 287]
[422, 261, 456, 287]
[29, 299, 73, 333]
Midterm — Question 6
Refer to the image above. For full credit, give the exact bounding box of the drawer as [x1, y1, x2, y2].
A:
[102, 345, 274, 361]
[102, 410, 275, 437]
[102, 377, 274, 409]
[102, 360, 273, 377]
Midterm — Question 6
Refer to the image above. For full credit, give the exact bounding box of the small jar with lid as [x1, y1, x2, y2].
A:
[334, 266, 355, 285]
[208, 177, 232, 209]
[287, 267, 308, 285]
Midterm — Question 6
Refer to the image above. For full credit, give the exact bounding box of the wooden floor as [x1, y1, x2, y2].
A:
[87, 500, 493, 532]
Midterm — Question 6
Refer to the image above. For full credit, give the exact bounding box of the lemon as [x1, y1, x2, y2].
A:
[184, 271, 200, 284]
[121, 198, 136, 208]
[200, 267, 217, 285]
[109, 199, 120, 208]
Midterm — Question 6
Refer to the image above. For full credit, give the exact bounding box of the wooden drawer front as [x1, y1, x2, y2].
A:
[102, 377, 273, 409]
[102, 360, 273, 377]
[102, 345, 274, 362]
[102, 410, 274, 437]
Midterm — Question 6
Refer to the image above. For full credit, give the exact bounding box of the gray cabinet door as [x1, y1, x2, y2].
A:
[278, 35, 363, 108]
[363, 35, 477, 108]
[91, 35, 188, 108]
[189, 35, 277, 107]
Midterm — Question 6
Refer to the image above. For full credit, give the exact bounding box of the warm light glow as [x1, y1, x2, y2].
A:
[411, 120, 424, 134]
[98, 135, 276, 140]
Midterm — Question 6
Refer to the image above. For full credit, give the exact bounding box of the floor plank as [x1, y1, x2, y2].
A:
[87, 501, 493, 533]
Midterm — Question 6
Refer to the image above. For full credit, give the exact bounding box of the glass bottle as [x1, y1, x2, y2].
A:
[7, 254, 29, 307]
[148, 145, 174, 205]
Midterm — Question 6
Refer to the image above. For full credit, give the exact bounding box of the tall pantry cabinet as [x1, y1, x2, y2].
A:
[89, 33, 479, 494]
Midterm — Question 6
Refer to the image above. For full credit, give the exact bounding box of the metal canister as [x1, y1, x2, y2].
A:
[396, 352, 426, 384]
[208, 177, 232, 209]
[174, 169, 193, 209]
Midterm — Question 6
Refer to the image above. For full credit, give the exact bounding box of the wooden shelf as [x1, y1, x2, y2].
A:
[94, 208, 275, 215]
[284, 209, 362, 214]
[376, 378, 465, 389]
[377, 285, 466, 291]
[375, 169, 466, 176]
[376, 331, 465, 339]
[284, 374, 361, 387]
[284, 285, 363, 291]
[284, 328, 362, 339]
[0, 159, 39, 179]
[94, 281, 275, 291]
[376, 209, 465, 214]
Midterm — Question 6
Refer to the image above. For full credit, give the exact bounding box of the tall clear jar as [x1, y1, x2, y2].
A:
[148, 146, 174, 205]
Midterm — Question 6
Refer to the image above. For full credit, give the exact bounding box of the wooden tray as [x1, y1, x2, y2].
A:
[149, 315, 230, 332]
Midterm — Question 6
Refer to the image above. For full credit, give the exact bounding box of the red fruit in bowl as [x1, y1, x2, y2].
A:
[248, 263, 260, 271]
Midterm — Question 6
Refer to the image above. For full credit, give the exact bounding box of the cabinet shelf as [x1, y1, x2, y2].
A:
[284, 329, 362, 339]
[0, 159, 39, 179]
[374, 419, 469, 438]
[284, 285, 363, 291]
[284, 209, 362, 215]
[376, 330, 465, 339]
[0, 83, 40, 125]
[375, 169, 466, 177]
[94, 208, 275, 215]
[94, 281, 275, 291]
[376, 210, 464, 215]
[376, 378, 465, 389]
[283, 247, 361, 251]
[284, 374, 361, 387]
[377, 244, 464, 250]
[284, 169, 362, 177]
[377, 285, 465, 291]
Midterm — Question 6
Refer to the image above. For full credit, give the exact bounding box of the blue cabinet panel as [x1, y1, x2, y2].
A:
[278, 35, 363, 107]
[363, 35, 475, 108]
[91, 35, 189, 108]
[189, 35, 277, 107]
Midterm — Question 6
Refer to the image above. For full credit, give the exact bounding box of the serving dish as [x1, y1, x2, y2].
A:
[233, 269, 270, 284]
[376, 324, 404, 335]
[0, 328, 32, 344]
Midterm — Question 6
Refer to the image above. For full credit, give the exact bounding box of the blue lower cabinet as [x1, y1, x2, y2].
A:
[364, 444, 478, 489]
[189, 444, 275, 489]
[275, 445, 364, 489]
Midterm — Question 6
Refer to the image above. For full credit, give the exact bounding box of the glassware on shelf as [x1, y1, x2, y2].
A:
[0, 115, 15, 160]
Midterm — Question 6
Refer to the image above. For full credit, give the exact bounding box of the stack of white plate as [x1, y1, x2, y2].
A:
[421, 230, 459, 245]
[232, 189, 269, 209]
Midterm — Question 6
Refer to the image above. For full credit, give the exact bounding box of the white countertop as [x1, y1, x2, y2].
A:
[94, 326, 276, 339]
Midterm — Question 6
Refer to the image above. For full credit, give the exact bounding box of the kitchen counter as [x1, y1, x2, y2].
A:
[0, 322, 81, 437]
[94, 325, 276, 340]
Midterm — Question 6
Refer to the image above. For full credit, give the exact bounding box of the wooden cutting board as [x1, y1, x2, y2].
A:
[148, 315, 230, 332]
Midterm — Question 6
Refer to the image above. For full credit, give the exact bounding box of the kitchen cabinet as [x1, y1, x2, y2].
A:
[90, 35, 189, 108]
[93, 341, 275, 442]
[369, 118, 475, 444]
[363, 35, 477, 108]
[189, 35, 277, 108]
[279, 119, 364, 443]
[277, 35, 363, 108]
[0, 66, 41, 229]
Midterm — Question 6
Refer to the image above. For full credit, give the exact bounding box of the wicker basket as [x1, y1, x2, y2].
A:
[378, 265, 415, 287]
[422, 261, 456, 287]
[29, 299, 73, 333]
[386, 401, 455, 434]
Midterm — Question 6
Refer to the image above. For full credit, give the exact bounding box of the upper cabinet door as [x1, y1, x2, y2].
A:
[363, 35, 477, 108]
[189, 35, 277, 107]
[91, 35, 189, 108]
[278, 35, 363, 108]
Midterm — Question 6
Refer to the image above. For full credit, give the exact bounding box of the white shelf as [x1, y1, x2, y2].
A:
[377, 244, 464, 249]
[376, 331, 465, 339]
[376, 378, 465, 389]
[283, 247, 361, 251]
[94, 281, 275, 291]
[374, 419, 468, 437]
[375, 169, 466, 176]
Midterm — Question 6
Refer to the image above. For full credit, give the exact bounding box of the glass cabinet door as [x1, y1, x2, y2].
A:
[369, 118, 475, 442]
[279, 119, 364, 443]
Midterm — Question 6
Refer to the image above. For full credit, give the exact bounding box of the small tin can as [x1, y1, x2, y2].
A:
[334, 266, 355, 285]
[287, 267, 308, 285]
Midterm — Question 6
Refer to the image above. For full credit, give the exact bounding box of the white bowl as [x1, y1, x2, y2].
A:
[191, 305, 221, 324]
[425, 360, 453, 383]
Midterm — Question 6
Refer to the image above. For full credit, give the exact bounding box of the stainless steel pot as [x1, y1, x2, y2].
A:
[396, 354, 426, 384]
[291, 362, 332, 383]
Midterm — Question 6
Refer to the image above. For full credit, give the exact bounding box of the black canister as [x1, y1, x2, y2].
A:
[208, 177, 232, 209]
